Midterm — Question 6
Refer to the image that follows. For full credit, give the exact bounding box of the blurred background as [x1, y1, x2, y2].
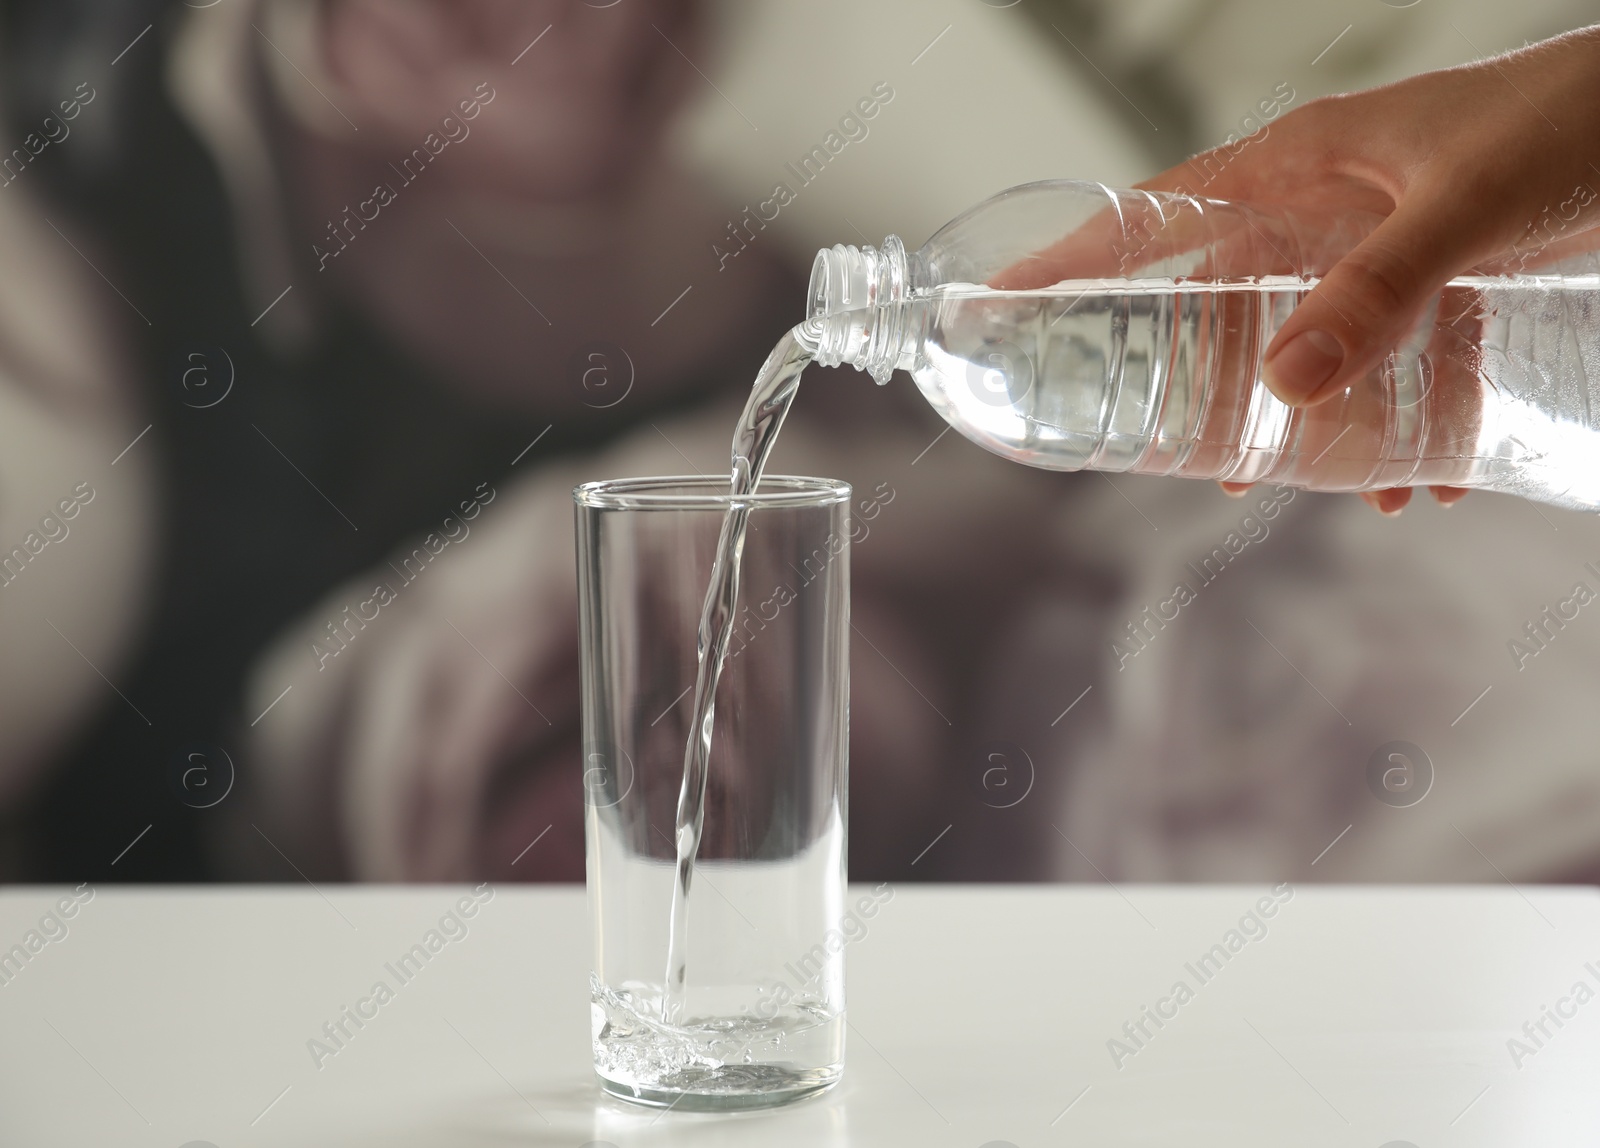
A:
[0, 0, 1596, 886]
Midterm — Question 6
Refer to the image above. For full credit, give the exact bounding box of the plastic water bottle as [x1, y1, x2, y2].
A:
[804, 180, 1600, 510]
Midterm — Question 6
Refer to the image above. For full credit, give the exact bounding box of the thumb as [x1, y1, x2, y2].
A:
[1263, 196, 1481, 406]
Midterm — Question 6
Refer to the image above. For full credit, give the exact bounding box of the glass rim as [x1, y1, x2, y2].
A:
[573, 474, 851, 511]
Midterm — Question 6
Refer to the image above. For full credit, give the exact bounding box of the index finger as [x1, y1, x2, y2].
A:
[990, 182, 1339, 292]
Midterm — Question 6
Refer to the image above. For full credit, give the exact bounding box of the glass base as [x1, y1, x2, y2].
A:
[597, 1064, 841, 1111]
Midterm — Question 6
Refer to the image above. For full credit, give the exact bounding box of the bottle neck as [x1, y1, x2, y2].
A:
[805, 235, 920, 384]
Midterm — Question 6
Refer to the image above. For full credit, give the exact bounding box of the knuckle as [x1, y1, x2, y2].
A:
[1292, 93, 1343, 128]
[1293, 91, 1367, 141]
[1327, 246, 1419, 328]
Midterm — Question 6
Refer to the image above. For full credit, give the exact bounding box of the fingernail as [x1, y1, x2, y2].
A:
[1220, 486, 1249, 499]
[1265, 329, 1344, 403]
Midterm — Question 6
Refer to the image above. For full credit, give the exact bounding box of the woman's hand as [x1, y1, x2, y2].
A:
[1140, 25, 1600, 513]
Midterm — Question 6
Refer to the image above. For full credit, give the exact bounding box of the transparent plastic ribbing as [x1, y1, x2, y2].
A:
[807, 179, 1600, 511]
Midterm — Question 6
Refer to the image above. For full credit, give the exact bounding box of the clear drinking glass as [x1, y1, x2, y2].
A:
[574, 474, 851, 1110]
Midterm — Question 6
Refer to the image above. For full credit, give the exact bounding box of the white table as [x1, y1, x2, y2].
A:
[1, 885, 1595, 1146]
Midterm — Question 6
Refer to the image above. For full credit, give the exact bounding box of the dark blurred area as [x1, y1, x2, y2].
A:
[1, 0, 1597, 887]
[0, 0, 798, 881]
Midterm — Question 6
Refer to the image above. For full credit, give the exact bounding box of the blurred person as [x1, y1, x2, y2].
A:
[8, 0, 1600, 892]
[1, 0, 1080, 883]
[0, 168, 155, 877]
[236, 11, 1600, 888]
[0, 0, 806, 879]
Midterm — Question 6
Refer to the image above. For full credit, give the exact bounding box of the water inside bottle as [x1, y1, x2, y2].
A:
[917, 274, 1600, 508]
